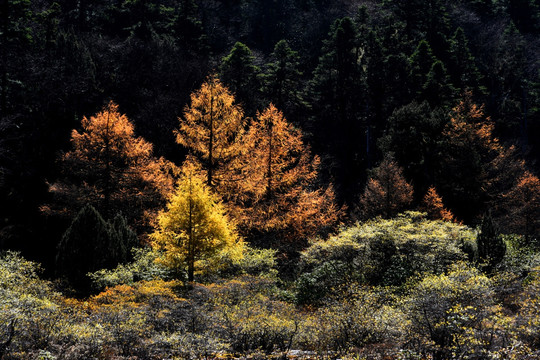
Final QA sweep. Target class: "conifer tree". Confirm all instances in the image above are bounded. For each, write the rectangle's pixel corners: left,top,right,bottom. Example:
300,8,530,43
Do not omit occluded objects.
238,104,341,250
261,39,303,117
176,75,246,190
359,154,413,219
49,101,174,231
477,211,506,271
501,172,540,245
308,16,366,202
422,186,455,222
56,204,137,291
219,42,261,114
151,164,243,282
437,92,502,222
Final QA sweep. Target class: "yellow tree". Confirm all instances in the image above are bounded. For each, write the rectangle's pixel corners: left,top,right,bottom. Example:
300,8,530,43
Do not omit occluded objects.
151,164,243,282
239,104,341,250
359,154,413,219
48,101,174,231
175,75,246,189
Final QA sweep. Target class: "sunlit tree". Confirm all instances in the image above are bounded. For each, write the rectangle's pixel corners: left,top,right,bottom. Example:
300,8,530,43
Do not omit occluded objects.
48,101,174,231
238,104,341,250
151,164,243,282
176,75,246,189
421,186,454,222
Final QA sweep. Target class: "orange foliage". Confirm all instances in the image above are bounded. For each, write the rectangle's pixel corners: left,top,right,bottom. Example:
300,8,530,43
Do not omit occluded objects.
502,172,540,241
359,155,413,219
176,75,246,189
237,104,342,249
91,280,184,307
421,186,455,222
48,101,175,231
444,91,501,156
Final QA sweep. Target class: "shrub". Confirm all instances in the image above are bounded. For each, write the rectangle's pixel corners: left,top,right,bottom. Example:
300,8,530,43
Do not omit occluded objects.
296,212,475,304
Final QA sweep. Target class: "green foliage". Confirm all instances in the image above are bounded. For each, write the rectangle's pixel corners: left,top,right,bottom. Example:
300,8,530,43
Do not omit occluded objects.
208,277,298,353
56,204,137,291
88,247,173,291
477,211,506,271
201,245,278,281
297,285,405,356
0,251,60,358
219,41,261,114
404,263,512,359
297,212,475,304
261,39,304,117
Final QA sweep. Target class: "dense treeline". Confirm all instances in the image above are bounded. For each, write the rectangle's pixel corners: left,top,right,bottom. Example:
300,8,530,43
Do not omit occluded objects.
1,0,539,267
0,1,540,358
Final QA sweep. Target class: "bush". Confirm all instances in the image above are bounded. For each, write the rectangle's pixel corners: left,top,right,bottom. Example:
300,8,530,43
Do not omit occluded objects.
296,285,405,357
296,212,475,304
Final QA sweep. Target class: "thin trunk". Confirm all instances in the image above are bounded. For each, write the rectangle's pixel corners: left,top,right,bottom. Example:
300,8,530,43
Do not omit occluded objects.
208,83,214,187
103,110,111,218
266,120,273,199
188,174,194,282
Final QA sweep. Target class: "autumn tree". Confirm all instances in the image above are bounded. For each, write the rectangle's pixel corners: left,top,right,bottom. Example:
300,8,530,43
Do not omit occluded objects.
238,104,341,251
151,165,243,282
175,76,246,190
421,186,454,222
49,101,174,231
501,172,540,245
358,155,413,219
437,92,503,222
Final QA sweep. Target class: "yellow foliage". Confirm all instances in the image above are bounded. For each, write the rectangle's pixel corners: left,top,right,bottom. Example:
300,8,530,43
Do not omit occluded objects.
151,165,244,281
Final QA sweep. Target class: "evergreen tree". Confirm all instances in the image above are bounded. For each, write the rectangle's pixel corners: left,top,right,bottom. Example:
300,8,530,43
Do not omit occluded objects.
219,42,261,115
379,101,445,198
308,17,366,202
422,60,455,108
447,27,483,94
261,40,303,118
56,204,136,291
409,40,438,100
476,211,506,271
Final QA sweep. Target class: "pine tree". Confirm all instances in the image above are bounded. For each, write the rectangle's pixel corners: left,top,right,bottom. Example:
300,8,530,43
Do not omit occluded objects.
176,75,246,190
56,204,137,291
359,154,413,219
477,211,506,271
308,16,366,202
261,39,303,117
151,165,243,282
219,42,261,115
437,92,502,222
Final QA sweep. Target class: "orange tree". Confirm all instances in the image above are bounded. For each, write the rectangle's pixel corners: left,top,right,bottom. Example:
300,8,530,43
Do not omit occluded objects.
48,101,174,232
237,104,341,252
